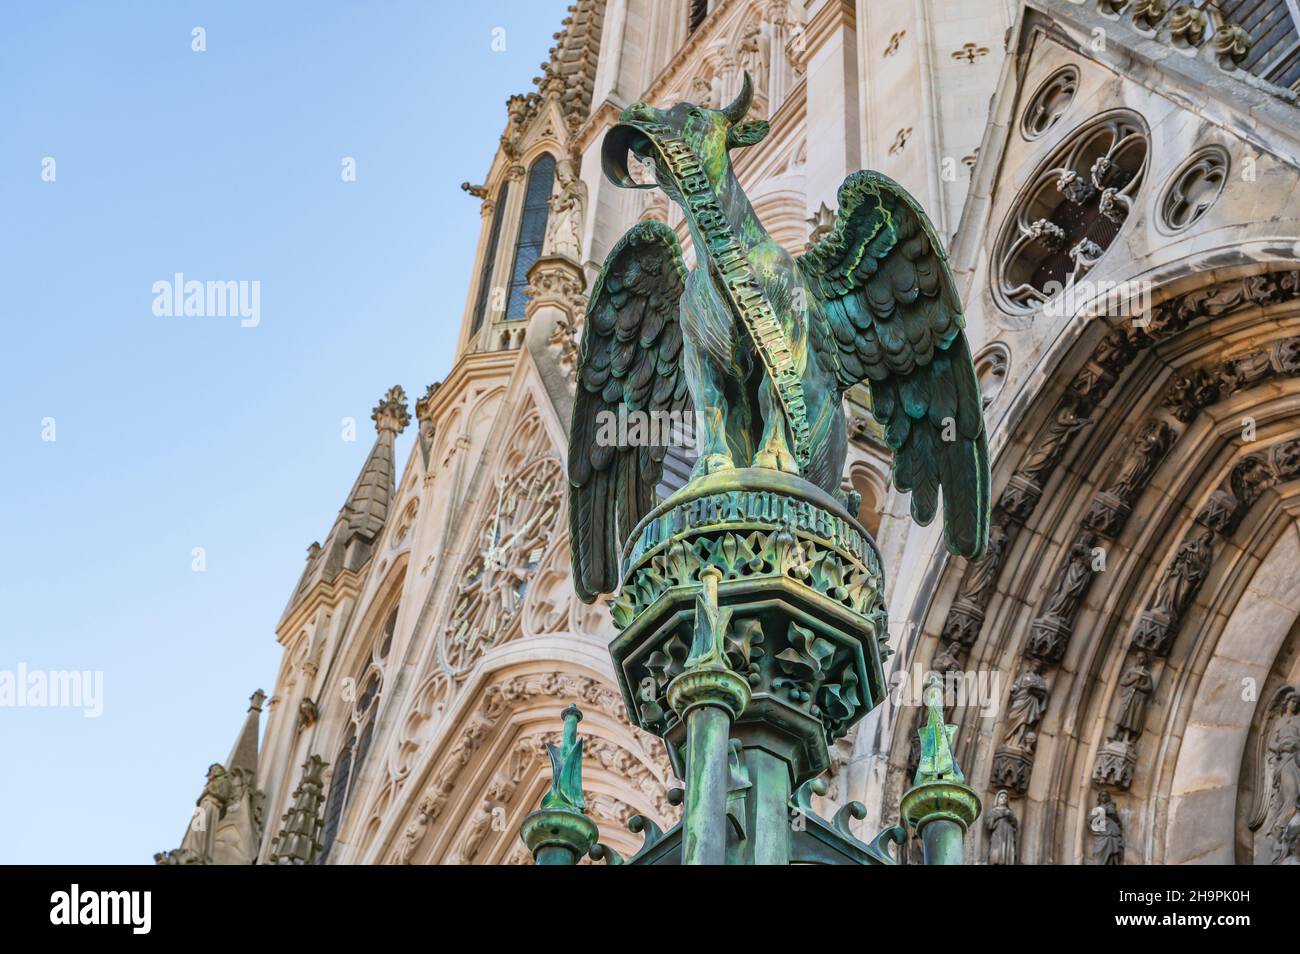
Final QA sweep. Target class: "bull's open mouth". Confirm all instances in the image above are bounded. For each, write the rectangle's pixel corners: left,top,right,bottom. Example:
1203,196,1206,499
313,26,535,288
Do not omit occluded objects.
602,120,677,190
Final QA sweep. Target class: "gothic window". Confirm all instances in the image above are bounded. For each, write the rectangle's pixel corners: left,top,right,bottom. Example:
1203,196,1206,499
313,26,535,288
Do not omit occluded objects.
1159,146,1229,232
471,183,510,332
316,605,397,862
317,727,354,862
503,154,556,321
688,0,709,34
1020,66,1078,140
993,111,1149,314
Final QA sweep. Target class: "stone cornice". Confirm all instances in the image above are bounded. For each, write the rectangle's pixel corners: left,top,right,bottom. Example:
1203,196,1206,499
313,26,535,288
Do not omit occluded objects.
276,566,364,643
802,0,854,56
427,349,519,421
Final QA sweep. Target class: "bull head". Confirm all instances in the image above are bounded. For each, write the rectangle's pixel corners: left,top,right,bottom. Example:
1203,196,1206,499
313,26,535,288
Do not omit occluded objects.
601,71,770,195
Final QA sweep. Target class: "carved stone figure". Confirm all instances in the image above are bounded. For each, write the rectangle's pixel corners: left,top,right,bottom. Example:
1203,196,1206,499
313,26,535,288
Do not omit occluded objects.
1260,693,1300,864
1042,536,1096,621
1229,456,1271,510
1113,652,1154,741
957,520,1009,605
543,158,586,261
1149,529,1214,621
1020,403,1090,483
985,790,1019,865
931,640,963,679
1110,420,1172,500
1090,790,1124,864
1004,660,1049,751
191,763,232,861
569,72,989,601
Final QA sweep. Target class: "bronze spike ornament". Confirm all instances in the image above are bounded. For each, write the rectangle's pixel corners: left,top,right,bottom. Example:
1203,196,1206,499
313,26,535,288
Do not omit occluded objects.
522,73,990,865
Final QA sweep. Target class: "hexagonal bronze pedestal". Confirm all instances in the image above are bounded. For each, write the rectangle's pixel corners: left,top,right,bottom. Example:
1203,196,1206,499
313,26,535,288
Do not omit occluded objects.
607,469,890,864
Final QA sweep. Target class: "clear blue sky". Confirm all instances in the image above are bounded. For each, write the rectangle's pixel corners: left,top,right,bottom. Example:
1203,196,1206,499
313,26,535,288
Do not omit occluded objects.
0,0,569,864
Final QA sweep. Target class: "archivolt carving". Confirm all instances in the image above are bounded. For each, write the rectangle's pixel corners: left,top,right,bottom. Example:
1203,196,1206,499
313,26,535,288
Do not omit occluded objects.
922,270,1300,824
940,270,1300,654
1248,685,1300,864
392,671,675,864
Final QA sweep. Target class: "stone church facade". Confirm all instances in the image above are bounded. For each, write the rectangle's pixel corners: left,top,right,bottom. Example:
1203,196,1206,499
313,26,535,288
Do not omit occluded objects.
162,0,1300,865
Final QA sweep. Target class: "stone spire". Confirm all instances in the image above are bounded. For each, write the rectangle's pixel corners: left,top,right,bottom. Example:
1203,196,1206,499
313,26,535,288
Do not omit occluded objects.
155,690,267,865
225,689,266,778
341,386,410,541
281,386,411,620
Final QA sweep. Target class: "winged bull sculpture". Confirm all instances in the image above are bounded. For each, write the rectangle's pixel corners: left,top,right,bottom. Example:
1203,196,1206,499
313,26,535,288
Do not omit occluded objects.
569,73,989,603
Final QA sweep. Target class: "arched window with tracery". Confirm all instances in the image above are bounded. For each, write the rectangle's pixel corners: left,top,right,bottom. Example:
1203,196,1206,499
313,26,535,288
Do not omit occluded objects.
316,605,398,862
503,154,556,321
471,183,511,333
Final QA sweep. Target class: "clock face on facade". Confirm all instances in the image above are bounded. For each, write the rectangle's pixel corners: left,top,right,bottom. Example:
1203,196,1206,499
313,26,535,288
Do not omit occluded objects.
438,453,564,675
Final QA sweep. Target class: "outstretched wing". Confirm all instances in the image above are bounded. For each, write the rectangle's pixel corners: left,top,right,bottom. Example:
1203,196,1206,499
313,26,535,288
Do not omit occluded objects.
799,171,989,559
569,221,689,603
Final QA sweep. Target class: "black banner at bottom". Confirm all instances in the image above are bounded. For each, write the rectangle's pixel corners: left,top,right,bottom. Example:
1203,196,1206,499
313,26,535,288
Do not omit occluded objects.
0,865,1274,939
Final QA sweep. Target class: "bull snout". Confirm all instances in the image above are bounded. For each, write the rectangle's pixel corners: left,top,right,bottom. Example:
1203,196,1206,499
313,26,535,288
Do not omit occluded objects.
621,101,658,123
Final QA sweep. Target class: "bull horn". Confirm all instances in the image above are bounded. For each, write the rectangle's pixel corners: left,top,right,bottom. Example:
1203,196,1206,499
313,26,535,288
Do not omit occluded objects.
720,71,753,123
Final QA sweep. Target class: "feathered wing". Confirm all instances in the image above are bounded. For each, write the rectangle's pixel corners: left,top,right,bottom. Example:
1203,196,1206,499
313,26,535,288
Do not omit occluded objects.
799,171,989,559
569,221,689,603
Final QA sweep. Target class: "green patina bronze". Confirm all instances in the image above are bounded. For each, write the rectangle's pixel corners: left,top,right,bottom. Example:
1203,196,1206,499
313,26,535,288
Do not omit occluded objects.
899,676,982,865
520,72,990,866
519,704,598,865
569,70,989,605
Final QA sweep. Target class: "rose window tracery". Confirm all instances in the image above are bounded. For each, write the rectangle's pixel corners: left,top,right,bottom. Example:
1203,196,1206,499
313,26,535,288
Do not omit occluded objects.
1159,145,1229,232
995,111,1149,313
438,453,564,675
1021,66,1079,140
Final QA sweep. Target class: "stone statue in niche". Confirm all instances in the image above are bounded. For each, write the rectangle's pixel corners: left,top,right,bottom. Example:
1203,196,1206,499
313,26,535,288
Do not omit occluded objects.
1019,403,1091,483
985,789,1019,865
1110,420,1173,501
1252,690,1300,864
1113,651,1154,742
1090,790,1124,865
543,158,586,262
1229,456,1272,510
1004,659,1049,751
1149,529,1214,621
1042,536,1096,622
931,640,963,679
957,520,1009,605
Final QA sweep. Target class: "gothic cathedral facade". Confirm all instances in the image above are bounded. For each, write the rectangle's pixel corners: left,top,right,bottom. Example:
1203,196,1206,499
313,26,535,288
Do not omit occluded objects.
162,0,1300,865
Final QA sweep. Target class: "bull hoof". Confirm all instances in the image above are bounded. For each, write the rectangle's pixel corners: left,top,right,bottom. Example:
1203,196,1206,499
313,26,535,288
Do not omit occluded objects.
753,445,799,474
696,453,736,476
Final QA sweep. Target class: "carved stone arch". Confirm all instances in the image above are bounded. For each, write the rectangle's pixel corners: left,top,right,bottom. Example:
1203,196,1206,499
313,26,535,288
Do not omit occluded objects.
1132,481,1300,863
338,553,409,689
500,405,549,476
467,384,507,429
747,179,809,253
432,405,462,468
356,649,678,865
877,259,1300,862
846,460,888,539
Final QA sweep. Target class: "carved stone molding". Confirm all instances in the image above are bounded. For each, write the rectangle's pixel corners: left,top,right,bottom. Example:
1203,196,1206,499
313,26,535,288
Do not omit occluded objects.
394,670,672,864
